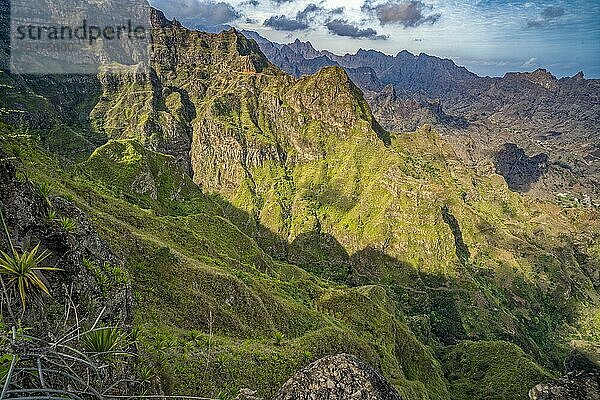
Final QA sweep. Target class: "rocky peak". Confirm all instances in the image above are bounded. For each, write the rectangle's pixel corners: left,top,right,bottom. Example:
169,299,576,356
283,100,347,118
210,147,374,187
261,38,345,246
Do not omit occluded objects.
380,84,397,101
275,354,403,400
150,8,174,29
506,68,559,91
286,38,321,60
284,66,378,132
528,68,559,89
150,15,273,76
396,49,415,60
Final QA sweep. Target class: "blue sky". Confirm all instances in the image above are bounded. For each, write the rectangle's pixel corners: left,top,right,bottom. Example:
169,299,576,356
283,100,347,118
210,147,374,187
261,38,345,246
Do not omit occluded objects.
149,0,600,78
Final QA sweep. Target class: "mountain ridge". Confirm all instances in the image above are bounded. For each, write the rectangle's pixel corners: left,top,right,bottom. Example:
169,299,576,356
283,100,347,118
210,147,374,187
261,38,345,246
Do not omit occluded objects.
242,31,600,203
0,6,598,400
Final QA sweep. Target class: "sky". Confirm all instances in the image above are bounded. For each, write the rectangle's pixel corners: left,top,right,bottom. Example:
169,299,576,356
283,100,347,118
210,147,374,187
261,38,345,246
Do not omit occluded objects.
149,0,600,78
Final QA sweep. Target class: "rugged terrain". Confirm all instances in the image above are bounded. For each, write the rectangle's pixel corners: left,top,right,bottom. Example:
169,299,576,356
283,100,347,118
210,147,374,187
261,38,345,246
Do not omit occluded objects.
243,32,600,203
0,5,598,400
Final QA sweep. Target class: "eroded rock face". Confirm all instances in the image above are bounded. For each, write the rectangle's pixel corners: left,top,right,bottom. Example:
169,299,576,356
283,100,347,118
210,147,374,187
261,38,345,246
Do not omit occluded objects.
0,149,131,332
529,371,600,400
245,32,600,202
275,354,403,400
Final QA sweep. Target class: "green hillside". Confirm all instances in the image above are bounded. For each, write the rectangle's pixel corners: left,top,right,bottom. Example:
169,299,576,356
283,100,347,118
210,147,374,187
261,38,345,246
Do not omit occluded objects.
0,10,598,400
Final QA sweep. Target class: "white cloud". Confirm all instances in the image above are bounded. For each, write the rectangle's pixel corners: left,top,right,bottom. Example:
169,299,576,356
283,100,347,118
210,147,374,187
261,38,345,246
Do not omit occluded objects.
522,57,538,68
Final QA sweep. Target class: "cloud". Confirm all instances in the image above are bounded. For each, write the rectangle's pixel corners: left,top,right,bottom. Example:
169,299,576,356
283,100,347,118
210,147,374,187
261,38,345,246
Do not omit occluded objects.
152,0,241,26
522,57,538,68
264,15,310,31
297,4,324,22
542,6,565,19
527,6,565,28
263,3,343,32
363,1,441,28
326,19,388,40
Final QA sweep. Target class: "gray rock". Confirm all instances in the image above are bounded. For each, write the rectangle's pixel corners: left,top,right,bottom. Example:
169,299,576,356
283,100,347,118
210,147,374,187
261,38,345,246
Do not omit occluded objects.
275,354,403,400
529,371,600,400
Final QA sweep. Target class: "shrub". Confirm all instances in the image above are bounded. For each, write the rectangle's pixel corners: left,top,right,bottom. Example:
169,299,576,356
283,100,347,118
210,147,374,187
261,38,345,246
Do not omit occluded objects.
35,181,53,205
47,209,56,221
273,331,285,346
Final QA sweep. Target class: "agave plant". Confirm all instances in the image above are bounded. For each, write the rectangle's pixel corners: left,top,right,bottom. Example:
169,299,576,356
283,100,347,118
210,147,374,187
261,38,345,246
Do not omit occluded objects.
0,209,60,311
81,327,122,354
35,181,53,205
273,331,285,346
47,209,56,221
0,243,59,310
59,217,76,233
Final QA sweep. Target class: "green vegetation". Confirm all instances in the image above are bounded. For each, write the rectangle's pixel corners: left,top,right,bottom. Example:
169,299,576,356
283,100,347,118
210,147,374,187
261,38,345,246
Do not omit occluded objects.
441,341,553,400
58,216,76,232
35,180,53,205
0,25,598,400
0,210,60,310
81,327,123,354
273,331,285,346
0,243,57,310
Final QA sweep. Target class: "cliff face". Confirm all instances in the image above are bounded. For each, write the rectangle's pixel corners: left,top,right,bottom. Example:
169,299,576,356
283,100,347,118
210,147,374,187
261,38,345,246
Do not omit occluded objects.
91,11,385,196
245,33,600,203
0,147,131,334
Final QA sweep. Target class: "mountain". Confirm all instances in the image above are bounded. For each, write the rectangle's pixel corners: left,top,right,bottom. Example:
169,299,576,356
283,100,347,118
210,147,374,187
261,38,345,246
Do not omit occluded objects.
243,32,600,203
0,6,599,400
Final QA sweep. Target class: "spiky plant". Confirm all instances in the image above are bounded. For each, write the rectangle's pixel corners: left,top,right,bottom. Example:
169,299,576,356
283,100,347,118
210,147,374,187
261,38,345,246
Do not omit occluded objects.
81,327,122,354
35,181,53,205
59,217,76,233
0,244,59,310
273,331,285,346
0,209,59,310
47,209,56,221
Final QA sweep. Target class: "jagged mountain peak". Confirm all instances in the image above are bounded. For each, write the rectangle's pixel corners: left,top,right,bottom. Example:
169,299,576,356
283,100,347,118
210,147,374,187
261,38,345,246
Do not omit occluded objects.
285,38,322,60
505,68,559,90
150,16,276,76
396,49,415,58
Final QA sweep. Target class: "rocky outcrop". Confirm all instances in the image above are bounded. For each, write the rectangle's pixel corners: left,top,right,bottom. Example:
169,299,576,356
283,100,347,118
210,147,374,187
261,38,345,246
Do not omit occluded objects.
0,148,131,331
275,354,403,400
529,371,600,400
492,143,549,192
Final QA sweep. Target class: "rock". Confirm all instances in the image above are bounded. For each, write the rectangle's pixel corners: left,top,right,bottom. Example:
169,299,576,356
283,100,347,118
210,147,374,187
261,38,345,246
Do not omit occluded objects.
0,148,131,332
529,371,600,400
274,354,403,400
236,388,263,400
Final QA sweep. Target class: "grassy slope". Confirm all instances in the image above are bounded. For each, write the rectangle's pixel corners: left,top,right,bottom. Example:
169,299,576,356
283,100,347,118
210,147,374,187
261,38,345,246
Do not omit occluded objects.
233,115,599,368
3,119,597,399
0,126,451,399
1,26,598,400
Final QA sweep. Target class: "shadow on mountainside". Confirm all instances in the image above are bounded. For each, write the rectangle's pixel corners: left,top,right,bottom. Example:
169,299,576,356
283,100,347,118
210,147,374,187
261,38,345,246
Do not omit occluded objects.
493,143,549,193
210,191,588,372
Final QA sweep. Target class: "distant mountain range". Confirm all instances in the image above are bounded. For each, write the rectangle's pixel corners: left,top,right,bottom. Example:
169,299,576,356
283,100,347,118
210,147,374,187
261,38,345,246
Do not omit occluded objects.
243,31,600,203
